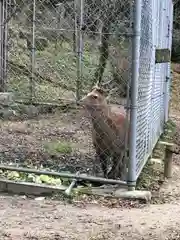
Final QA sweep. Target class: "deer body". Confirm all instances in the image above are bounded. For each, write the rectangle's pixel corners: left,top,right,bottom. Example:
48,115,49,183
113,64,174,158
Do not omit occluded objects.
80,86,129,179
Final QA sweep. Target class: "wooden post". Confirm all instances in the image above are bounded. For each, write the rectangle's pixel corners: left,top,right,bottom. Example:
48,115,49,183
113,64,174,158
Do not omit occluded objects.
164,147,173,179
158,141,179,179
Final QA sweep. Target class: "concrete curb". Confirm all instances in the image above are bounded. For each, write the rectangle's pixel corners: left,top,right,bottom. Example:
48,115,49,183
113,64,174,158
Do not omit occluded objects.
0,179,151,202
0,179,66,196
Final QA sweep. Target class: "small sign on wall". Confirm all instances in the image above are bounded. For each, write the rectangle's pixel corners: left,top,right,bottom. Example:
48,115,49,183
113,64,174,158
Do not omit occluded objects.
155,48,171,63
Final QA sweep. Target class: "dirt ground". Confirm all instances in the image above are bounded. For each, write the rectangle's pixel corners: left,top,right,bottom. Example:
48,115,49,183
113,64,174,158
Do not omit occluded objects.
0,170,180,240
1,90,180,239
0,110,180,239
0,108,97,174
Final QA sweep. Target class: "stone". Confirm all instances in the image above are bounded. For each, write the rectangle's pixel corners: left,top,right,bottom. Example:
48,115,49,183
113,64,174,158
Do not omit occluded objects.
0,92,14,106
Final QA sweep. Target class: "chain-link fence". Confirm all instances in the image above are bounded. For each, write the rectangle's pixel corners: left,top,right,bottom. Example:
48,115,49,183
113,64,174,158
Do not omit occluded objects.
3,0,132,104
133,0,173,183
136,1,173,181
0,0,173,189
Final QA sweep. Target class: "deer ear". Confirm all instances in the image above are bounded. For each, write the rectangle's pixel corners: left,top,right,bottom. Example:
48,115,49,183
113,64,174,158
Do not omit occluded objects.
92,84,99,90
92,85,106,95
96,87,105,95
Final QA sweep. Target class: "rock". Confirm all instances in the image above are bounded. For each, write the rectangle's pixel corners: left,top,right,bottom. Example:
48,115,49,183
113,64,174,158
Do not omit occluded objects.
0,92,14,106
35,197,45,201
21,195,27,200
0,109,16,120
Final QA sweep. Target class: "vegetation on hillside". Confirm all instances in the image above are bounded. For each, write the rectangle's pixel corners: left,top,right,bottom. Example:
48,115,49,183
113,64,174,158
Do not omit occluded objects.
6,0,131,104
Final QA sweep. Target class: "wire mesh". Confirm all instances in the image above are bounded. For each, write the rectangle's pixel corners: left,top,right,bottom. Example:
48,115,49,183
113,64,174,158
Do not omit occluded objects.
5,0,132,105
135,0,173,179
135,0,153,177
0,0,133,183
0,0,173,185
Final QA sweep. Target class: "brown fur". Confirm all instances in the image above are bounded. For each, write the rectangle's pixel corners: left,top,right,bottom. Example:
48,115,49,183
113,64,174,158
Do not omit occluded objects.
80,86,129,179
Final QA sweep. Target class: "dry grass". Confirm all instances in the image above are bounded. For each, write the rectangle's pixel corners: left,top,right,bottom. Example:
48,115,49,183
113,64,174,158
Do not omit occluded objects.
170,63,180,112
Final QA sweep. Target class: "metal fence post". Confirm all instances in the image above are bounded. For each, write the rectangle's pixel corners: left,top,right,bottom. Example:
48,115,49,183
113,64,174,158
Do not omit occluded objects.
3,0,8,92
30,0,36,102
0,0,6,92
76,0,84,102
164,1,173,122
127,0,142,190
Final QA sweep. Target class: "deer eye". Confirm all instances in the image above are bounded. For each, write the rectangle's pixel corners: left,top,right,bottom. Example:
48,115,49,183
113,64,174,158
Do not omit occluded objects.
92,95,98,99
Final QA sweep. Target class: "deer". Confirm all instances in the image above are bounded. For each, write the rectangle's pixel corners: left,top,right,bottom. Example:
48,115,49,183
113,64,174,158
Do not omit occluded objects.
79,85,129,180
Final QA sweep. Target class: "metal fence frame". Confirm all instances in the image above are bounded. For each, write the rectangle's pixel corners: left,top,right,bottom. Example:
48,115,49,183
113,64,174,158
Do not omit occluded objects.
128,0,173,187
0,0,8,91
0,0,174,189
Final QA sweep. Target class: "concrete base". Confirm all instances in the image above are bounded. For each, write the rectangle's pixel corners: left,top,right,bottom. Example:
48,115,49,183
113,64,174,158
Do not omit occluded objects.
0,179,66,196
82,185,151,202
0,179,151,202
114,189,151,202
